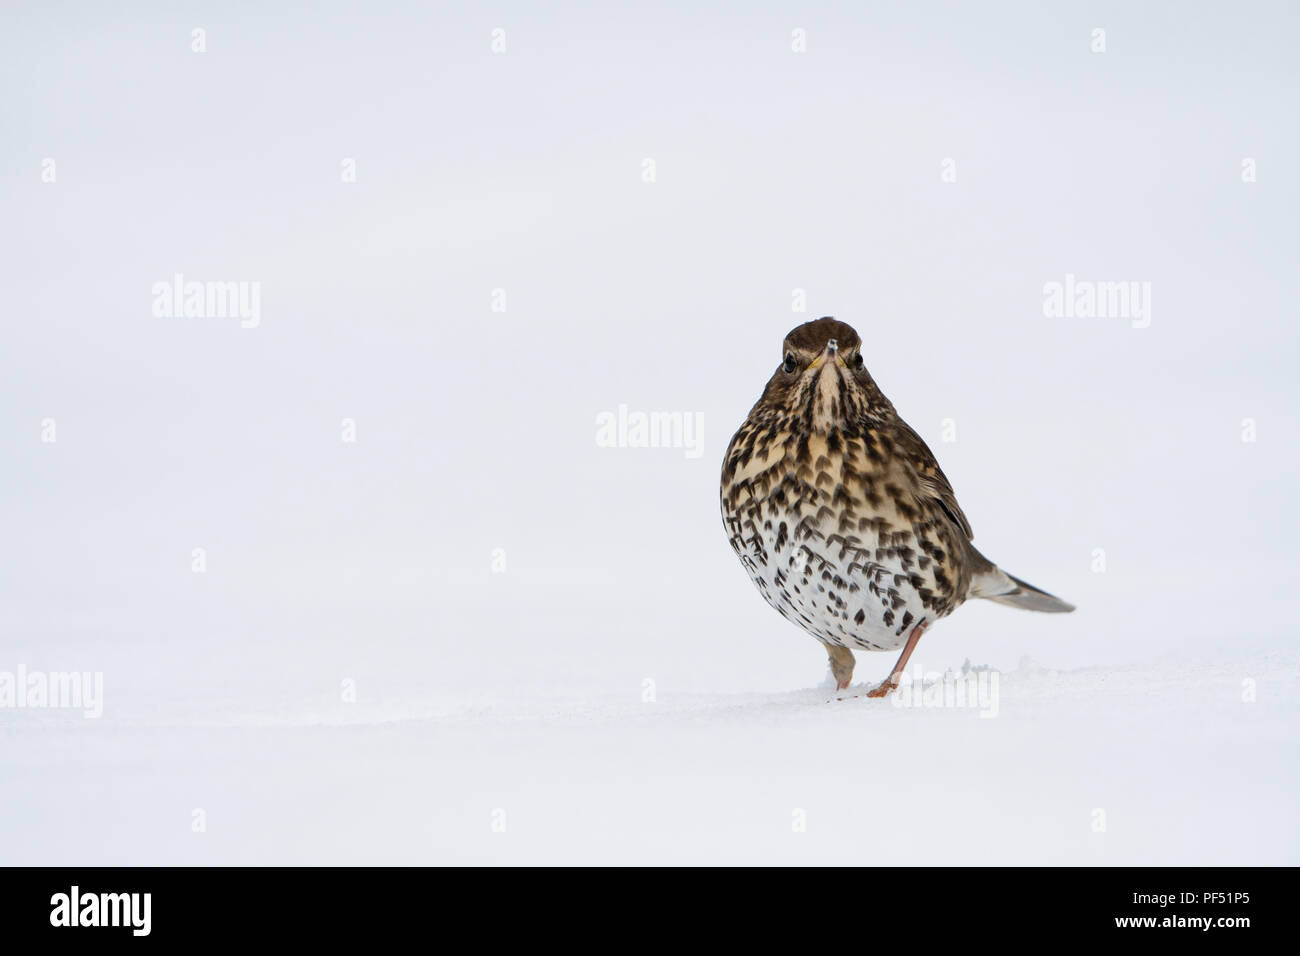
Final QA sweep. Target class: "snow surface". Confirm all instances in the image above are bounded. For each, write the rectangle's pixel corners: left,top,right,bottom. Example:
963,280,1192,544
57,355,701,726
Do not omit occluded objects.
2,625,1295,865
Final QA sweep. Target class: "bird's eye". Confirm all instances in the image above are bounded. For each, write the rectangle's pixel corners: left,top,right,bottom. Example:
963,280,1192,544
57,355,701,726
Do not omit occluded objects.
853,353,864,369
783,352,797,374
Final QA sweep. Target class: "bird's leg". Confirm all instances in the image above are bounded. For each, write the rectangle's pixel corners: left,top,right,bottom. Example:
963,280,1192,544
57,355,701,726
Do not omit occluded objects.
825,644,856,691
865,619,929,698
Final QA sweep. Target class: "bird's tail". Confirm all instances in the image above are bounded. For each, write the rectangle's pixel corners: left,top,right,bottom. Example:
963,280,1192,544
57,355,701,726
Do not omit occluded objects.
970,566,1075,613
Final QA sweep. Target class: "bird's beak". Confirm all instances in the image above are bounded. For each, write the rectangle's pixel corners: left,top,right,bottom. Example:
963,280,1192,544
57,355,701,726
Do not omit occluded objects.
808,339,846,370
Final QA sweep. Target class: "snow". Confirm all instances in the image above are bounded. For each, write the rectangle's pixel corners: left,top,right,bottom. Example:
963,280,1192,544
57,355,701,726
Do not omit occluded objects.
2,619,1295,865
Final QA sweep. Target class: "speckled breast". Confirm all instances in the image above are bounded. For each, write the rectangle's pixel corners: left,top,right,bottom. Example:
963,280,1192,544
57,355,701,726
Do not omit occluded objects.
721,427,957,652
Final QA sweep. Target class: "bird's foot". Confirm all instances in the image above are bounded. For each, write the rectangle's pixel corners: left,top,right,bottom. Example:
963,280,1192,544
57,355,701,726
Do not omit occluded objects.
832,677,896,701
863,677,900,699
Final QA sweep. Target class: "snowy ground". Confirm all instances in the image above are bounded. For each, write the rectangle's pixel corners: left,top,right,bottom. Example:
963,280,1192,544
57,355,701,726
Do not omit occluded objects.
2,628,1295,866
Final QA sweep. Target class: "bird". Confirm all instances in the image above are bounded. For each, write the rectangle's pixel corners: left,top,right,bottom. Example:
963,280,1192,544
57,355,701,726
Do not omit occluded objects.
720,316,1074,697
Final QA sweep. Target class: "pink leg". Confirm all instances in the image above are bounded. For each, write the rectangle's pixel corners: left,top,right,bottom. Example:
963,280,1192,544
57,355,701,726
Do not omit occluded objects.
864,619,929,698
826,644,856,690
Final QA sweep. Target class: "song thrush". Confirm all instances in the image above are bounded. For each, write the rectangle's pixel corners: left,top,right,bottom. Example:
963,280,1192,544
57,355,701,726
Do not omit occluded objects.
720,317,1074,697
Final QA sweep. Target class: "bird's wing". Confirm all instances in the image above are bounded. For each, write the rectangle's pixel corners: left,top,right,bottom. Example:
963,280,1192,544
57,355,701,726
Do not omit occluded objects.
890,419,974,540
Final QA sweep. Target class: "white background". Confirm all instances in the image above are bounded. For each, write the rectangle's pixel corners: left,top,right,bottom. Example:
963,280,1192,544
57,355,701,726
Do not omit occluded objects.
2,1,1297,864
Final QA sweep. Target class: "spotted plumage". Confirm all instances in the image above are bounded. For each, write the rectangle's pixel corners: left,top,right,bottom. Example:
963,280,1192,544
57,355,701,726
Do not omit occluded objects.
720,317,1074,696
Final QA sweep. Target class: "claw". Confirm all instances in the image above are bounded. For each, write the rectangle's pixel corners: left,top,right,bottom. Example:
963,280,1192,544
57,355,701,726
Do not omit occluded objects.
864,679,898,699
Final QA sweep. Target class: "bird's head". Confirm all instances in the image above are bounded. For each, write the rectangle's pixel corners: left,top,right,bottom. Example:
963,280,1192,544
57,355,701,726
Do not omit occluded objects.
755,317,893,432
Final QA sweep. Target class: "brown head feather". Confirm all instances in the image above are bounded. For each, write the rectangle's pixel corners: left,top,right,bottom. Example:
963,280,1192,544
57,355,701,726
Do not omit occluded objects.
740,316,974,539
752,317,893,424
783,316,861,355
